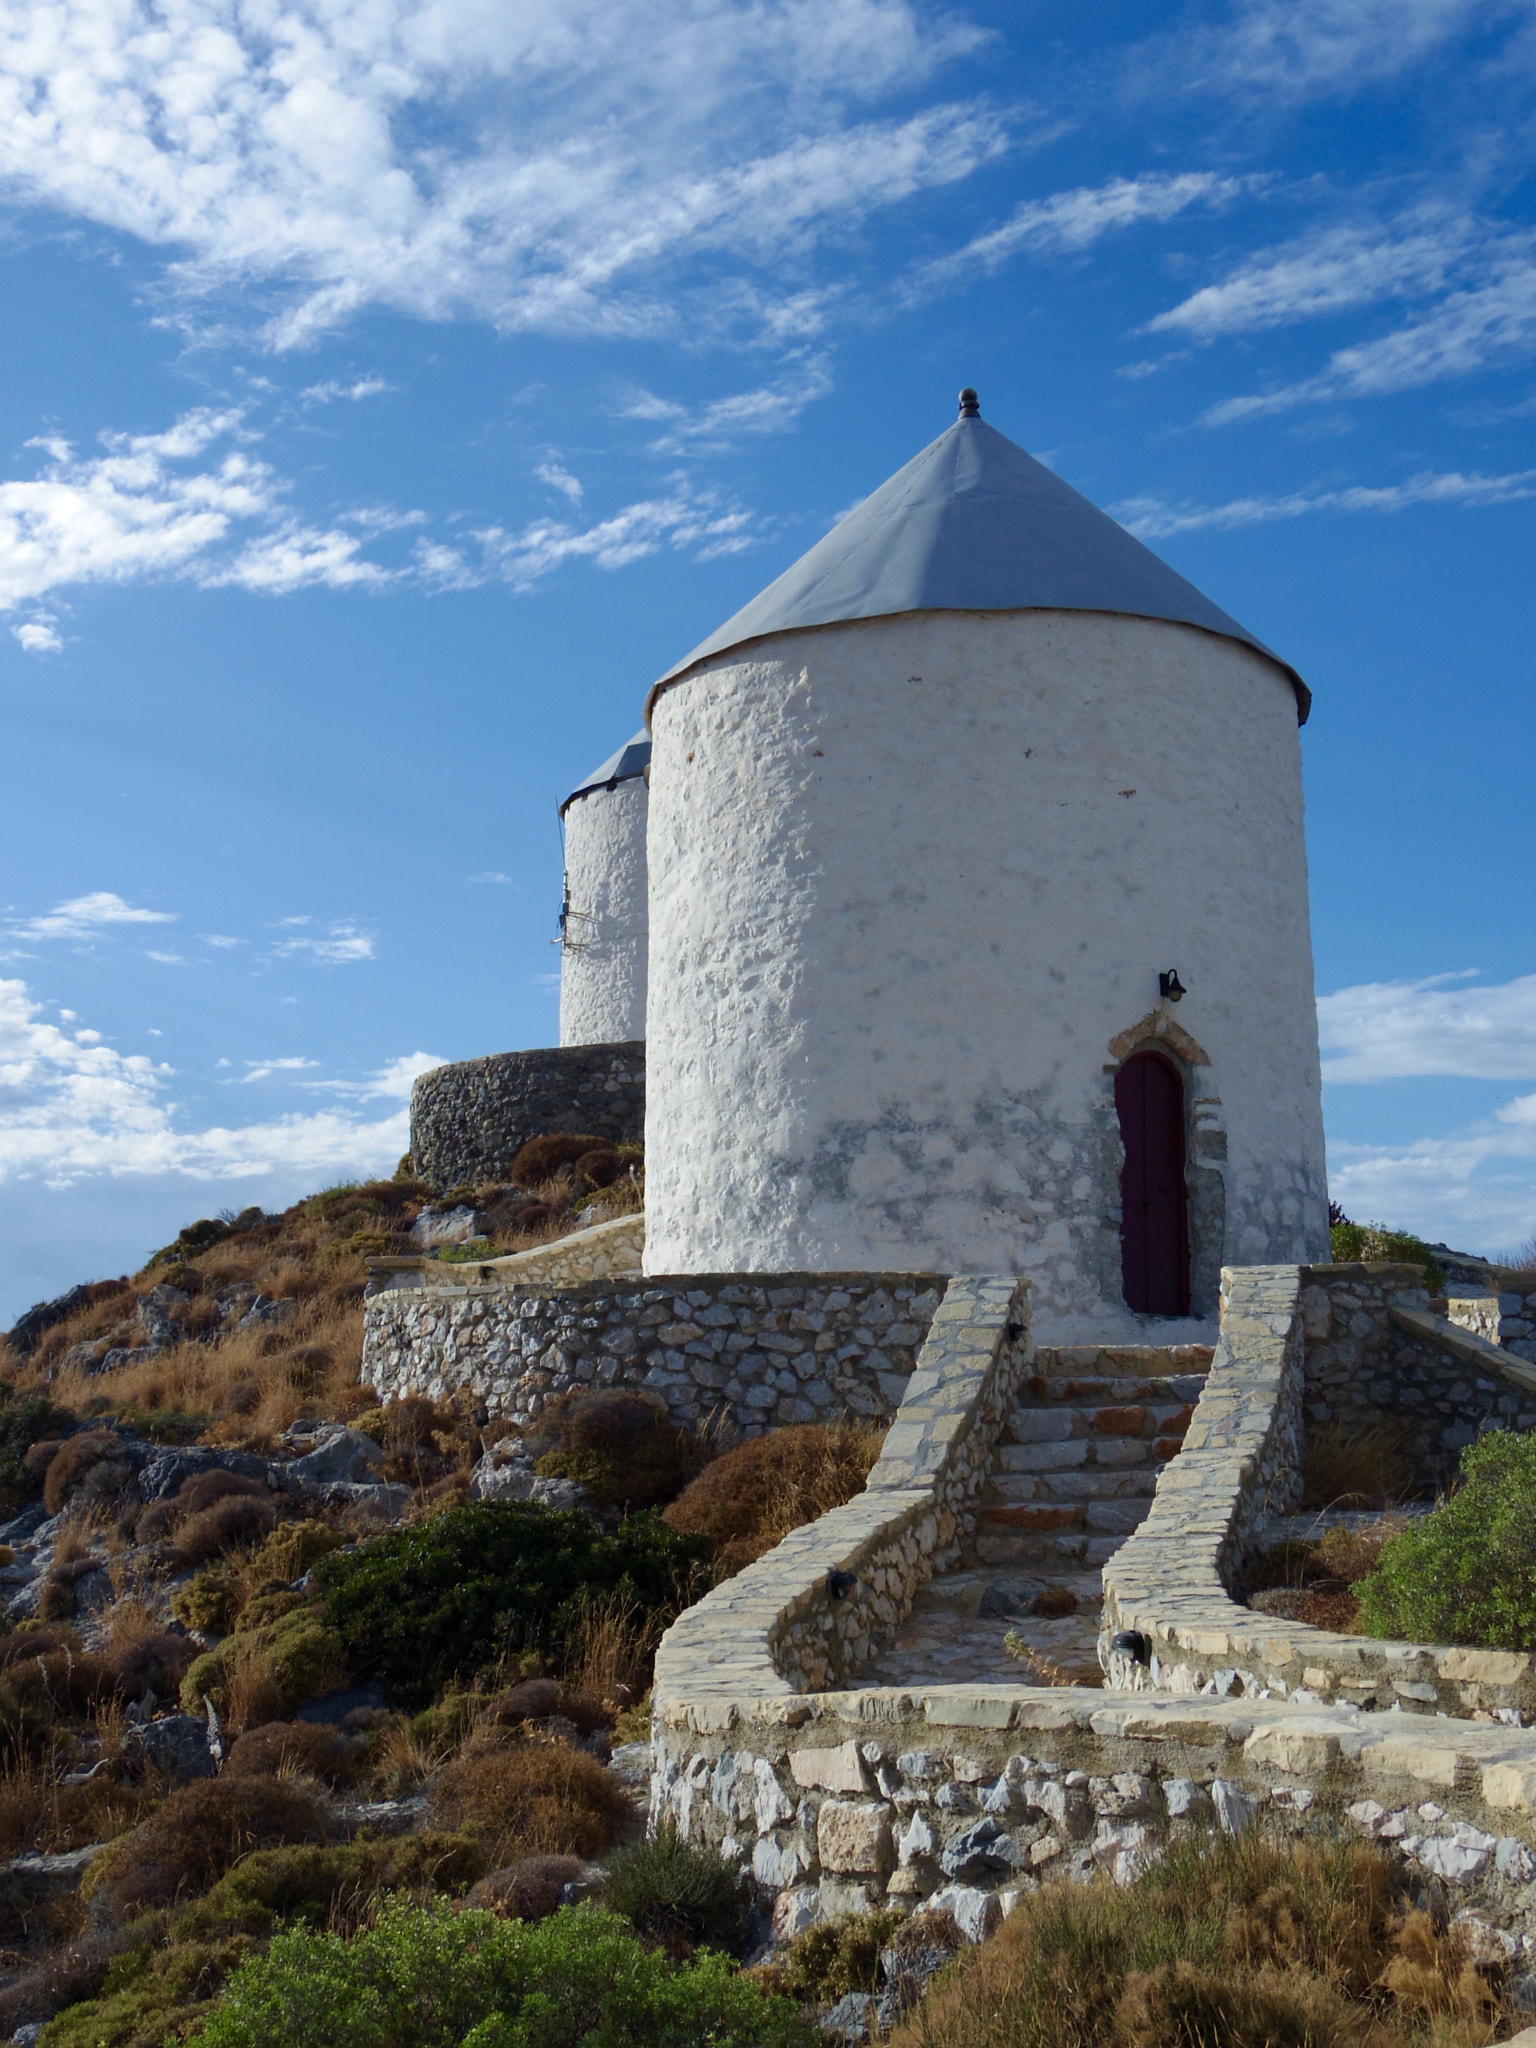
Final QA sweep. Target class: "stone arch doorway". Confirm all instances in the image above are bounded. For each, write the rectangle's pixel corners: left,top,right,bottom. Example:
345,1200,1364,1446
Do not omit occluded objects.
1115,1047,1191,1317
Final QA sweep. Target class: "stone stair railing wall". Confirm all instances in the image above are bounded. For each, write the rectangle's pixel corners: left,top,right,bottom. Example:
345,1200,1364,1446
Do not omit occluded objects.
1099,1262,1536,1719
650,1268,1536,1947
362,1266,944,1436
408,1042,644,1192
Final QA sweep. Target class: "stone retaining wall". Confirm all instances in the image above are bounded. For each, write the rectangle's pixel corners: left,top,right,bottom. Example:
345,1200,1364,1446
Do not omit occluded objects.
1305,1262,1536,1486
1497,1272,1536,1364
409,1042,644,1191
649,1268,1536,1946
361,1267,945,1436
1099,1264,1536,1718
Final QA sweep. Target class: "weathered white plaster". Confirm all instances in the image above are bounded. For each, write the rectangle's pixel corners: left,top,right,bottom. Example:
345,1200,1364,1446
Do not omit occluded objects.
559,775,648,1046
644,610,1327,1333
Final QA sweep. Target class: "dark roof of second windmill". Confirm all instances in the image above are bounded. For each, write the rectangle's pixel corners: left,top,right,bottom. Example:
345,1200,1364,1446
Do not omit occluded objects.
558,731,652,816
647,409,1308,723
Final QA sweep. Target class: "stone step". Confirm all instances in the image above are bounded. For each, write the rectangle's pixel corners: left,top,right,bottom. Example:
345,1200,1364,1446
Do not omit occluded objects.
973,1526,1132,1569
1032,1344,1213,1378
981,1496,1153,1538
1002,1401,1194,1445
996,1437,1168,1473
986,1466,1159,1505
1021,1372,1208,1406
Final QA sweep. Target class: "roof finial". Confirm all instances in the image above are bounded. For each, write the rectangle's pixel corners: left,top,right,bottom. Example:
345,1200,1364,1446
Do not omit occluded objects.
958,387,980,418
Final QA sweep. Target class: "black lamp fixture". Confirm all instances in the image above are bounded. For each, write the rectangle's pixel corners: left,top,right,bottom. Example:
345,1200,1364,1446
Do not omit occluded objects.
1159,969,1187,1003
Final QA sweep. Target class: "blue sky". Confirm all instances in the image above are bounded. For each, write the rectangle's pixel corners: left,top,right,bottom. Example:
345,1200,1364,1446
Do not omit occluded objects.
2,0,1536,1321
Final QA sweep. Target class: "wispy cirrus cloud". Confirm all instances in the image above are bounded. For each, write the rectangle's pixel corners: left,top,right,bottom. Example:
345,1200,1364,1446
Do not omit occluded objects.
1148,0,1522,100
422,489,760,594
300,377,392,405
0,0,998,350
1114,463,1536,537
620,358,834,451
271,919,376,965
919,171,1254,286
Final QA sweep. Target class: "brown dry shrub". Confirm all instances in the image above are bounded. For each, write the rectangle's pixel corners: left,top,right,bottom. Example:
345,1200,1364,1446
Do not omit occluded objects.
1302,1420,1420,1511
662,1421,885,1572
524,1388,702,1512
429,1732,632,1865
0,1623,81,1671
171,1492,278,1567
103,1630,196,1704
0,1746,156,1860
42,1433,133,1516
508,1133,608,1184
179,1469,268,1517
467,1854,586,1921
83,1773,339,1919
1032,1586,1080,1619
572,1148,624,1190
222,1720,357,1788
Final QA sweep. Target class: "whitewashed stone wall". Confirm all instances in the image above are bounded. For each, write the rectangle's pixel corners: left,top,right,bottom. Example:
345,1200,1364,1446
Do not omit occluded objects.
644,610,1327,1340
560,775,648,1047
362,1267,944,1435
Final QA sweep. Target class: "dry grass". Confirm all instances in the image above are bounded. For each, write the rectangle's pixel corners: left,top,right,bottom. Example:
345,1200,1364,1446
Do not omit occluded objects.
1302,1421,1421,1512
428,1730,633,1865
1248,1518,1408,1634
890,1832,1511,2048
661,1421,886,1572
559,1590,658,1712
222,1720,358,1788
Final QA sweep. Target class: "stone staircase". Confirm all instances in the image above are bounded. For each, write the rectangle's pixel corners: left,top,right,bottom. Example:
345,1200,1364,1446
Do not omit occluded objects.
860,1343,1212,1691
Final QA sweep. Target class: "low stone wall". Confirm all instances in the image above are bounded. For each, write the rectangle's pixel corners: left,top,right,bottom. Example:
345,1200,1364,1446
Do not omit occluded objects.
650,1269,1536,1943
1099,1264,1536,1718
1496,1272,1536,1364
361,1268,945,1436
1304,1262,1536,1485
409,1042,644,1191
368,1213,645,1302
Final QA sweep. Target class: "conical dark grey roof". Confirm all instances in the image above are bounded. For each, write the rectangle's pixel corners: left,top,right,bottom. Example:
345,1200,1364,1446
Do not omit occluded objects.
559,730,652,816
648,404,1308,722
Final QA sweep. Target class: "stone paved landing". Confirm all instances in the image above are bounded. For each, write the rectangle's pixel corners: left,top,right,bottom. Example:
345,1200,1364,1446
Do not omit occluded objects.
860,1344,1212,1693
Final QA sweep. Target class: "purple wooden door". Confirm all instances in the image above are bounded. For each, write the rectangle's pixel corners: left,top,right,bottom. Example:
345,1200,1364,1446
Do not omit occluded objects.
1115,1049,1190,1317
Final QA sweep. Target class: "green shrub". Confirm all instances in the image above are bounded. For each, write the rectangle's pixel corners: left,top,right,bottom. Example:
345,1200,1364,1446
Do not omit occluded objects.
172,1835,486,1941
180,1603,347,1720
191,1896,814,2048
116,1408,209,1445
776,1909,904,2000
1354,1429,1536,1647
313,1501,711,1707
0,1387,76,1515
1328,1220,1445,1295
39,1936,255,2048
172,1562,242,1635
600,1821,747,1956
437,1238,499,1265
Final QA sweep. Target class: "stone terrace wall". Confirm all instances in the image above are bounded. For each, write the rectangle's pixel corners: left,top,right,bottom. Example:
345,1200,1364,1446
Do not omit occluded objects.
409,1041,644,1191
1100,1264,1536,1719
1305,1262,1536,1486
362,1270,944,1436
1497,1272,1536,1364
649,1270,1536,1946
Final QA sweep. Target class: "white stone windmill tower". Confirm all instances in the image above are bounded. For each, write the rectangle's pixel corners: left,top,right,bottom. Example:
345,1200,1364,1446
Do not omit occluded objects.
557,730,651,1049
640,390,1327,1339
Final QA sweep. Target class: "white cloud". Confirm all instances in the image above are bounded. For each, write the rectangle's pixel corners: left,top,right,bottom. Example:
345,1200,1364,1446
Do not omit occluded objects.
0,406,394,613
300,376,392,405
464,488,758,590
922,172,1252,285
0,0,997,349
239,1056,321,1083
201,934,244,948
1202,247,1536,423
1150,211,1479,340
535,462,583,505
144,950,186,966
1317,970,1536,1082
1168,0,1516,98
7,891,176,944
622,358,834,450
467,871,514,886
0,975,435,1188
1328,1098,1536,1254
271,921,376,965
308,1052,446,1101
12,617,61,653
1114,464,1536,537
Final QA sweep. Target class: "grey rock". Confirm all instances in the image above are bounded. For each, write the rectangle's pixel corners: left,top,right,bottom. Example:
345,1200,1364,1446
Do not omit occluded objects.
138,1445,269,1501
939,1817,1013,1880
410,1206,480,1249
821,1992,880,2042
125,1714,217,1782
286,1428,385,1487
307,1480,411,1521
238,1295,299,1333
4,1843,108,1895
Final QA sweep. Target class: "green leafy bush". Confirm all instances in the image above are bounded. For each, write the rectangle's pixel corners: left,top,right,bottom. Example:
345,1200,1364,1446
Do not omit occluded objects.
172,1835,486,1941
1354,1429,1536,1647
776,1909,904,2000
191,1896,814,2048
600,1821,748,1956
180,1602,348,1720
313,1501,710,1707
1328,1220,1445,1295
39,1935,255,2048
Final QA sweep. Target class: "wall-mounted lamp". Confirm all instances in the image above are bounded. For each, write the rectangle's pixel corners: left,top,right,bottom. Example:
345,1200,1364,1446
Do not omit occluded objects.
1159,970,1187,1003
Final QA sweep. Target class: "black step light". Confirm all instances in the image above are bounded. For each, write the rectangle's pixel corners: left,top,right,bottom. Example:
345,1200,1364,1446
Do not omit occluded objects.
1159,969,1186,1003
